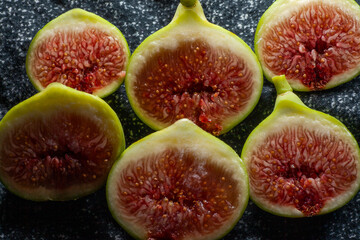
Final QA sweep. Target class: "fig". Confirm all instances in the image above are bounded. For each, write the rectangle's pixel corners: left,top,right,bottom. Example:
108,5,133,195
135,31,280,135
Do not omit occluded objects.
255,0,360,91
241,75,360,217
107,119,249,240
125,0,263,135
26,8,130,97
0,83,125,201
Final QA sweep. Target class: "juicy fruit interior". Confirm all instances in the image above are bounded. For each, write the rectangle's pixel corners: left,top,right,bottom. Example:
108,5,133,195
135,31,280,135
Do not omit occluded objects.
249,125,358,216
260,2,360,90
0,109,116,195
133,39,254,135
116,148,240,239
30,27,126,94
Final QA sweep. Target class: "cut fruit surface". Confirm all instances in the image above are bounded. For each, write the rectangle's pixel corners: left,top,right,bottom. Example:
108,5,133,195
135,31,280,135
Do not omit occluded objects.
126,0,262,135
107,119,249,240
255,0,360,91
0,83,125,201
241,75,360,217
26,8,130,97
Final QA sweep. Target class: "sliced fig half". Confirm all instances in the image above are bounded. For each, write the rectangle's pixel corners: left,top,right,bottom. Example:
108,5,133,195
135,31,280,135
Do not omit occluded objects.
0,83,125,201
107,119,249,240
26,8,130,97
255,0,360,91
126,0,263,135
241,75,360,217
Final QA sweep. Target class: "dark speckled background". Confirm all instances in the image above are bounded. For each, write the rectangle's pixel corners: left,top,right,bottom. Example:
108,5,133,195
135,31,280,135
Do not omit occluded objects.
1,0,360,239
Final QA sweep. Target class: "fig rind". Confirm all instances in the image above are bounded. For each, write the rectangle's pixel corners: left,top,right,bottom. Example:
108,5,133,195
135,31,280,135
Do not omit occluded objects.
0,83,125,201
26,8,130,98
106,119,249,240
241,75,360,217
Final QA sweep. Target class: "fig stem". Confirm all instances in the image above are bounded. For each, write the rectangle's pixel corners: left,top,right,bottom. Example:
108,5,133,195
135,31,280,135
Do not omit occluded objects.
180,0,197,8
272,75,293,95
273,75,306,109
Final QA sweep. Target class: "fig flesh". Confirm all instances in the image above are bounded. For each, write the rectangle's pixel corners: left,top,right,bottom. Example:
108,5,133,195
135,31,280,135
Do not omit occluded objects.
241,75,360,217
255,0,360,91
26,8,130,97
0,83,125,201
126,0,263,135
106,119,249,240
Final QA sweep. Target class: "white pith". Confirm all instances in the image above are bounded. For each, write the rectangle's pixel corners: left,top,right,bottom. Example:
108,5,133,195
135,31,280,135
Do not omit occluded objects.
107,119,249,240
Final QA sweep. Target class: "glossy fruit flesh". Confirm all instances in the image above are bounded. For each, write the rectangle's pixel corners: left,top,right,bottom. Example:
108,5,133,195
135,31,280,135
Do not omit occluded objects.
134,39,254,135
107,119,248,240
26,9,129,97
2,111,114,188
249,124,358,216
257,1,360,90
117,148,240,239
31,28,126,94
126,1,262,136
242,76,360,217
0,84,125,201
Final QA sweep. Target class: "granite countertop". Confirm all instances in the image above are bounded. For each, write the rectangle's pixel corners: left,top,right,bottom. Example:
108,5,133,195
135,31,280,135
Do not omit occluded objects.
0,0,360,239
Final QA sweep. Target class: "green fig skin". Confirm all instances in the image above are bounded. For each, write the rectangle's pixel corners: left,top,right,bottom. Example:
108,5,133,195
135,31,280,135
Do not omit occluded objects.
125,0,263,135
26,8,130,98
107,119,249,240
0,83,125,201
241,75,360,217
180,0,197,7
